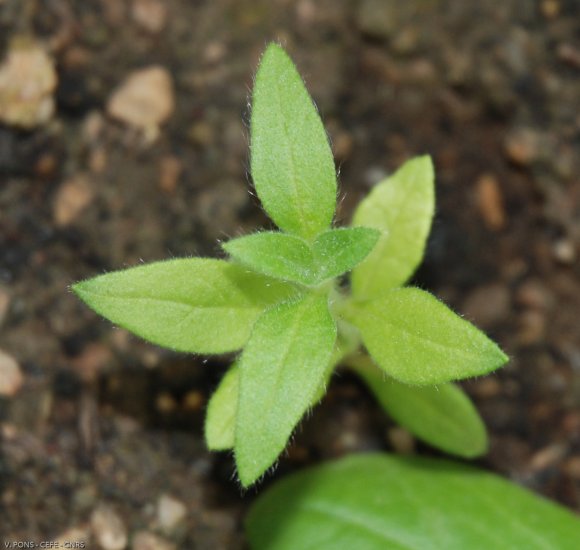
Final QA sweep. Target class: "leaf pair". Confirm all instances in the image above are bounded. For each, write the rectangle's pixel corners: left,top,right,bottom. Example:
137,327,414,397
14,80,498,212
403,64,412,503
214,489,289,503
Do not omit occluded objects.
223,228,379,286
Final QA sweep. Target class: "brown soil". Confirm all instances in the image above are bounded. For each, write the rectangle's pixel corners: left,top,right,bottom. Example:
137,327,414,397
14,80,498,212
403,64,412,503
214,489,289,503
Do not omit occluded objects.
1,0,579,548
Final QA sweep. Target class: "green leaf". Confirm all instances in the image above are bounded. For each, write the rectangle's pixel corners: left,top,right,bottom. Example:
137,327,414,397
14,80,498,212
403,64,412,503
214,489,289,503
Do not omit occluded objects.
206,345,341,452
223,231,316,285
235,293,336,486
73,259,297,354
205,362,239,451
351,156,434,299
247,453,580,550
347,287,508,385
313,227,380,281
251,43,337,240
348,357,487,458
223,227,379,286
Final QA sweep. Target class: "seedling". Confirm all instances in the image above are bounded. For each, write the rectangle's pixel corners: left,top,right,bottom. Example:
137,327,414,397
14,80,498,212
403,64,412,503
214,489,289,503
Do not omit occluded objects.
73,44,508,487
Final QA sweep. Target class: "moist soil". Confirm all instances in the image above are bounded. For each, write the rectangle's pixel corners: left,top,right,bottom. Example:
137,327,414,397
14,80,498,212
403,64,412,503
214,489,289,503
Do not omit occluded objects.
1,1,579,548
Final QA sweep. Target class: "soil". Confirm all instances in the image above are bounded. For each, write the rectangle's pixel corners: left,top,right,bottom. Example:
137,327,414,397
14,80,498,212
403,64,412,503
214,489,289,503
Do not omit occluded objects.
1,0,579,548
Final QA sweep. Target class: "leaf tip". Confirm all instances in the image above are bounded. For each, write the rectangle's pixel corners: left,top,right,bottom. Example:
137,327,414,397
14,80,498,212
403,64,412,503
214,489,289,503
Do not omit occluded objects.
71,279,90,301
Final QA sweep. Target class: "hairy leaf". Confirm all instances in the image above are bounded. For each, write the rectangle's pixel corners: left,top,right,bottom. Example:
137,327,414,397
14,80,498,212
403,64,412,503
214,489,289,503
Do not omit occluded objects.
251,43,336,240
73,259,297,354
313,227,380,281
247,454,580,550
351,156,434,299
348,287,508,385
205,362,239,450
348,357,487,457
235,293,336,486
223,232,316,285
224,227,379,286
205,343,344,452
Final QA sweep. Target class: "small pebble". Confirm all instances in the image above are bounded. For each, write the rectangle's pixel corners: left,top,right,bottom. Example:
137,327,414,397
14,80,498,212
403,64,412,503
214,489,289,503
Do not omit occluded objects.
157,494,187,531
0,38,57,128
517,310,546,345
155,392,177,414
132,0,168,33
541,0,560,19
504,127,541,166
0,349,23,396
331,130,354,161
387,427,415,455
528,444,567,472
515,280,552,310
476,174,506,230
53,175,95,227
89,148,108,174
552,239,576,265
557,43,580,69
356,0,404,40
563,457,580,479
471,377,502,399
182,390,204,411
188,121,215,147
91,503,128,550
462,284,510,328
72,343,112,383
132,531,176,550
107,66,174,140
159,156,182,193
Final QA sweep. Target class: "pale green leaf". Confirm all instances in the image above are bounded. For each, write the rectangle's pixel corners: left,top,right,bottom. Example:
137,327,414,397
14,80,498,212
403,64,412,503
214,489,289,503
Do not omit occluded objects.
313,227,380,281
348,356,487,458
223,231,316,285
205,362,239,450
235,293,337,486
351,156,434,299
223,228,379,286
251,43,337,240
348,287,508,385
73,259,297,354
247,454,580,550
205,344,341,452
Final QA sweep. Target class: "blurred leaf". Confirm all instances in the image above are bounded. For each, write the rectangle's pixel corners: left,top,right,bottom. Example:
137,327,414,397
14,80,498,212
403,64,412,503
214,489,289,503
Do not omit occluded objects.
247,453,580,550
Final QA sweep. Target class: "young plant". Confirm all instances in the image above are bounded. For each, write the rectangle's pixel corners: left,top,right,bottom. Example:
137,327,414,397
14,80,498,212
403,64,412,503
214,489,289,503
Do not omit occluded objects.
73,44,508,488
